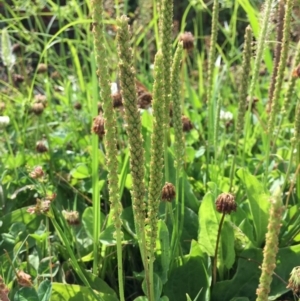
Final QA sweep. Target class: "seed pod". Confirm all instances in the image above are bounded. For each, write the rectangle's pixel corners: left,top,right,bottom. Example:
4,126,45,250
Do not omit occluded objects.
215,193,237,214
179,32,194,51
182,115,193,132
36,141,48,153
92,115,105,138
161,182,176,202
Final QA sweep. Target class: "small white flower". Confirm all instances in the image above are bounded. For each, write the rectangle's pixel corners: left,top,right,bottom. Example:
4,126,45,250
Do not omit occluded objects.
0,116,10,128
111,82,118,94
220,110,233,121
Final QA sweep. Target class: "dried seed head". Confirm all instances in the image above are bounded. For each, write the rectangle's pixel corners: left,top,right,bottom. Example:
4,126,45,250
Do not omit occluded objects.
292,64,300,78
136,80,148,96
182,115,193,132
50,71,60,79
16,270,32,287
112,92,123,108
34,94,47,105
287,266,300,294
74,102,82,110
161,182,176,202
29,166,44,179
179,32,194,51
215,193,237,214
138,92,152,109
12,43,22,54
13,74,24,84
27,198,51,215
62,210,80,225
37,63,48,74
31,102,45,115
92,115,105,138
36,140,48,153
0,275,9,301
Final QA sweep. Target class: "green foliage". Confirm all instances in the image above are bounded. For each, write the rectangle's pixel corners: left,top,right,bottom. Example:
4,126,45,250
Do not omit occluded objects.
1,0,300,300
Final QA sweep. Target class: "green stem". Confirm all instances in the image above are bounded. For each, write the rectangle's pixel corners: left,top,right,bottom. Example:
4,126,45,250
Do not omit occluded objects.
213,212,225,285
91,52,101,275
50,213,103,301
297,143,300,202
244,0,274,164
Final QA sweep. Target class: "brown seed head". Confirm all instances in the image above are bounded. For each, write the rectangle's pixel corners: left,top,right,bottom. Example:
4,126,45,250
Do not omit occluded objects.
112,92,123,108
27,198,51,215
31,102,45,115
138,92,152,109
16,270,32,287
62,210,80,225
292,64,300,78
37,63,48,74
29,166,44,179
92,115,105,138
215,193,237,214
13,74,24,84
0,275,9,301
12,43,22,54
287,266,300,294
162,182,176,202
50,71,60,79
74,102,82,110
182,115,193,132
36,141,48,153
179,32,194,51
34,94,47,106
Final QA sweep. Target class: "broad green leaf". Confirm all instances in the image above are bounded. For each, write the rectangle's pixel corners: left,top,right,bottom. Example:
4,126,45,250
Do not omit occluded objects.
38,257,59,277
99,224,116,245
82,207,105,239
180,206,199,254
14,287,39,301
237,169,270,247
218,221,235,280
0,208,43,233
212,244,300,301
70,164,90,179
38,280,52,301
50,283,118,301
155,220,170,284
134,297,148,301
186,146,196,163
198,192,219,256
84,272,118,296
211,248,262,301
164,241,210,301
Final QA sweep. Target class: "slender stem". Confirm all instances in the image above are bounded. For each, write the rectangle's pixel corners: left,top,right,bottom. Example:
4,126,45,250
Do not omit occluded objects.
213,212,225,285
297,143,300,203
91,52,100,275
